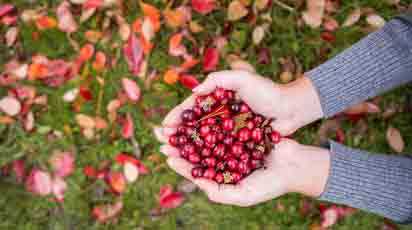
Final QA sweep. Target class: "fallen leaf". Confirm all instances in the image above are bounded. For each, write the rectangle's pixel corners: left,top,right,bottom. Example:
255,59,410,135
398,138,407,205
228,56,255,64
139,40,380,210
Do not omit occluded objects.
227,1,248,21
386,126,404,153
320,205,339,228
12,159,25,183
168,33,186,57
123,34,144,75
121,113,134,139
0,4,14,18
122,78,141,102
92,201,123,223
164,68,180,84
5,27,18,47
123,162,139,183
63,88,79,102
85,30,102,43
92,51,106,72
158,184,185,209
192,0,215,15
25,168,52,196
180,74,199,89
24,111,35,131
52,176,67,201
0,96,21,116
344,102,380,115
106,171,126,194
35,16,58,30
49,151,75,178
163,8,185,28
79,44,95,62
203,47,219,72
252,25,265,45
57,1,78,33
366,14,386,29
342,8,361,27
76,113,96,129
115,153,149,174
302,0,325,28
140,1,161,32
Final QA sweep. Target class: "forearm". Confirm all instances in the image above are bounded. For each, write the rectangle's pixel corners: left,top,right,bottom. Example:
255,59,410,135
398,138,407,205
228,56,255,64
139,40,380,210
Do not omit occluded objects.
306,19,412,117
318,142,412,223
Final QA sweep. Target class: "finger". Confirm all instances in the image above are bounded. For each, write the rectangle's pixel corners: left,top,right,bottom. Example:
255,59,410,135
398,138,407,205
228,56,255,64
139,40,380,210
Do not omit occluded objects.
166,157,194,180
162,95,196,127
270,119,296,137
192,70,251,95
160,145,180,157
153,126,169,143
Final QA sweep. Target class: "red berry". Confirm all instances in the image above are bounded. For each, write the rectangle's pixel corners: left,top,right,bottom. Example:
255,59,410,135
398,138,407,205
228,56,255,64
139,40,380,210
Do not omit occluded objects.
214,173,224,184
245,141,255,150
231,142,244,157
226,91,235,100
251,150,264,160
238,161,251,175
237,127,251,142
195,96,205,105
227,158,239,171
177,136,188,145
185,127,196,136
193,106,203,116
202,157,217,168
230,103,241,113
185,121,197,127
177,126,186,134
239,153,250,162
246,120,255,130
204,141,216,149
223,136,234,146
222,118,235,131
201,148,212,157
216,161,225,171
206,117,216,125
251,128,263,142
205,133,217,144
219,108,231,118
203,168,216,180
182,143,196,154
231,172,242,183
213,144,226,158
213,88,227,101
188,153,201,163
253,115,264,126
191,167,204,178
200,125,211,137
181,109,197,122
217,132,225,141
250,159,262,169
194,138,204,147
240,103,250,113
270,131,281,144
169,135,178,147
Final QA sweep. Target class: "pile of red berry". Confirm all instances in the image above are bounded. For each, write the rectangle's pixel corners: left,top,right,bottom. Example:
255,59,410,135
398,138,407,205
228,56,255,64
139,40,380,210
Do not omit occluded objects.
169,88,281,184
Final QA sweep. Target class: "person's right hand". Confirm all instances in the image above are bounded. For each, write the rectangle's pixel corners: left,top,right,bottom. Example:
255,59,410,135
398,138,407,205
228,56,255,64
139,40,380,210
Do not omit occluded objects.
191,70,323,135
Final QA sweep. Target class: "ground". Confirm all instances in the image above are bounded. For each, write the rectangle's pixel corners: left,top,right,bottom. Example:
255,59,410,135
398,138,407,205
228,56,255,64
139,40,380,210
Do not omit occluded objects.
1,0,412,229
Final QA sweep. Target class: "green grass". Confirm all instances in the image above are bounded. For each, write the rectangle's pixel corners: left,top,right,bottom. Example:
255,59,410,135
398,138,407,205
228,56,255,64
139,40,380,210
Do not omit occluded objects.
1,0,412,229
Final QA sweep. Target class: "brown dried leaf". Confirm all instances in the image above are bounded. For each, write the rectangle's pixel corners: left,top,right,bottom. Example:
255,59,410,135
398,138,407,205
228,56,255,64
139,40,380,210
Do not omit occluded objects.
342,8,361,27
386,126,404,153
234,112,252,132
228,1,248,21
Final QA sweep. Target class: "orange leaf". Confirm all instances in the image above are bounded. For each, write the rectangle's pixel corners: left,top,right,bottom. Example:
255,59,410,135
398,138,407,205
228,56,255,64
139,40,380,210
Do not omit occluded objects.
132,18,142,33
180,57,199,70
92,51,106,72
163,9,185,28
35,16,57,30
139,35,153,55
79,44,95,62
163,69,180,84
28,63,48,80
140,1,160,32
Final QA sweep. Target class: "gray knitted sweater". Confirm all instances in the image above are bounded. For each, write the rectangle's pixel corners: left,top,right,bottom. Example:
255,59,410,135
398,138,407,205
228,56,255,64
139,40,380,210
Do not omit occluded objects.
306,13,412,223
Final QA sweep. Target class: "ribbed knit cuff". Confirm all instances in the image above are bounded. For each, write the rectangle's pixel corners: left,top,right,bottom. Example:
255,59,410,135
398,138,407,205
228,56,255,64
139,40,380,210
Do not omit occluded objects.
319,141,412,223
307,19,412,117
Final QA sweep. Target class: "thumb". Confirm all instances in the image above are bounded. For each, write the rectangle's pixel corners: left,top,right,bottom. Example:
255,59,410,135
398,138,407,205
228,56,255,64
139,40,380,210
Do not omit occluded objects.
270,119,297,137
192,70,250,95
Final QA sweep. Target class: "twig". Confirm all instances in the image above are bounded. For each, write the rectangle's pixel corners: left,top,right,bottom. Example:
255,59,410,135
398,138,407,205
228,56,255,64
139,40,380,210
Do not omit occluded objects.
273,0,295,12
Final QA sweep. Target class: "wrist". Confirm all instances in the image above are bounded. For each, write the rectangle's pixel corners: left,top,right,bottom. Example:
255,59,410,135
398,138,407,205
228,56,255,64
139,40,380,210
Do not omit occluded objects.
284,144,331,197
281,76,324,127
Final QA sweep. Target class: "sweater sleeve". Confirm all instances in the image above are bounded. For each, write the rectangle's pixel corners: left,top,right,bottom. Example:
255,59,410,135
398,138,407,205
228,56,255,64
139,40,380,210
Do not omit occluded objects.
319,141,412,223
306,19,412,117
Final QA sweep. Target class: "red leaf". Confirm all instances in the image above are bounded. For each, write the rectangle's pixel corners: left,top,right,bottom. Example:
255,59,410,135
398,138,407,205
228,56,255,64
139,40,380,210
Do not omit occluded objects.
191,0,215,15
79,86,93,101
321,32,336,42
106,171,126,194
115,153,149,175
25,168,52,196
158,184,185,209
84,0,103,9
123,34,144,75
92,201,123,223
0,4,14,18
49,151,75,178
1,15,17,26
203,47,219,72
159,184,173,200
320,205,340,228
180,74,199,89
12,159,25,183
121,113,134,139
83,165,97,178
79,44,95,62
121,78,141,102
